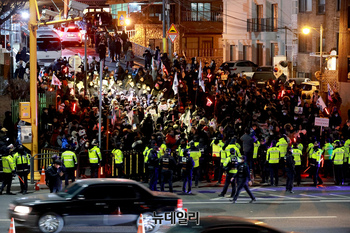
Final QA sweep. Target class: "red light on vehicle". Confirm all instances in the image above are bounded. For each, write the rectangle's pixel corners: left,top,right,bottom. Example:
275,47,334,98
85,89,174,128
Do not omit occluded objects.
78,32,81,38
177,199,183,209
233,68,237,71
59,32,63,37
68,26,75,29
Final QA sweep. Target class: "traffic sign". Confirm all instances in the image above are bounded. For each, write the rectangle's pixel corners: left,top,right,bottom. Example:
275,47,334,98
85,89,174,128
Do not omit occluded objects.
118,11,126,26
167,24,178,43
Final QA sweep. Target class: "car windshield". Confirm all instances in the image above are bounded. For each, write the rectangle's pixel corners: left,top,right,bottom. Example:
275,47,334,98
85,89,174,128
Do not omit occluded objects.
56,183,83,198
37,38,61,51
301,84,312,91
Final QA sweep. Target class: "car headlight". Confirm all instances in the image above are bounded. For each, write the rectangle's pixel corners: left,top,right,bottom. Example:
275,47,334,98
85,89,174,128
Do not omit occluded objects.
14,206,32,214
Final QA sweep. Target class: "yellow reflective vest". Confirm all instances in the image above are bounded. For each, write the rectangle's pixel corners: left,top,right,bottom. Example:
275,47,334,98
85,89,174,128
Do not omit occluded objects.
292,148,302,166
189,149,201,168
112,149,123,164
88,146,102,164
332,147,344,165
343,139,350,163
2,155,15,173
322,143,334,160
253,141,260,159
211,140,224,158
13,152,30,171
276,138,288,156
266,147,280,164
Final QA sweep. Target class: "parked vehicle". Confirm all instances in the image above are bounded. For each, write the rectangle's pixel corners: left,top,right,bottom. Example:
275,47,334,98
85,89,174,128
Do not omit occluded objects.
37,27,62,66
301,81,320,101
9,179,184,233
251,71,277,87
219,60,258,75
59,25,83,46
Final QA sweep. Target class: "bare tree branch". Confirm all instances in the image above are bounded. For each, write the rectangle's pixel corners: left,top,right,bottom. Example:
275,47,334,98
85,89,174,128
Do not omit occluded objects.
0,0,27,26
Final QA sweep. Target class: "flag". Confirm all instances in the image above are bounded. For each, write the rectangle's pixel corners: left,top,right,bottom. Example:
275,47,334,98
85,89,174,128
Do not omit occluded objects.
245,95,249,105
316,96,327,110
172,72,179,95
51,73,62,89
183,110,191,129
198,61,205,92
327,83,333,102
161,62,168,76
38,70,43,82
298,96,301,106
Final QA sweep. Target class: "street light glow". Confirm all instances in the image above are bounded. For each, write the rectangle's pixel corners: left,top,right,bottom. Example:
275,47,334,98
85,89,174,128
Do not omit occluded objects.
302,27,310,34
125,18,131,25
21,12,29,19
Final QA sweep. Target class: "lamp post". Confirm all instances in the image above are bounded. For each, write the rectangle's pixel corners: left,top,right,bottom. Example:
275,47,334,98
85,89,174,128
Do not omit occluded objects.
302,24,324,74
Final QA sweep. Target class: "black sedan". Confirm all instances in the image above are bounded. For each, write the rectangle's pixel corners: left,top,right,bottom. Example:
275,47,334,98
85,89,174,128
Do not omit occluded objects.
8,178,184,233
165,216,289,233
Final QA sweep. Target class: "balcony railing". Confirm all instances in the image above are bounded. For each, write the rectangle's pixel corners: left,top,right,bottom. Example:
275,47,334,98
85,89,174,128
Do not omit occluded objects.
183,48,223,58
181,11,223,22
247,18,278,32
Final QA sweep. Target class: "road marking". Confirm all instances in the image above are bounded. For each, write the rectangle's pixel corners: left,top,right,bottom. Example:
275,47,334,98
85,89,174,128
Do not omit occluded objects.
299,194,326,199
247,216,337,220
184,199,350,204
0,219,10,222
269,194,295,199
329,194,350,198
251,187,276,192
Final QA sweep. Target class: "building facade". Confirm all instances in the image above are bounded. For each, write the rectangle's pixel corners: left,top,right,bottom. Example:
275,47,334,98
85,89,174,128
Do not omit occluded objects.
222,0,292,67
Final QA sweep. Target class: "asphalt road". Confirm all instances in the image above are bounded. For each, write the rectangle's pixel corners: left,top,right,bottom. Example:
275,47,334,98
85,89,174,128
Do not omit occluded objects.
1,178,350,233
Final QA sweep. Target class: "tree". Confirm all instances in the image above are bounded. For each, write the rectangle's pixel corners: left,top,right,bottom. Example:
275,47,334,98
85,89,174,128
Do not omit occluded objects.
0,0,27,27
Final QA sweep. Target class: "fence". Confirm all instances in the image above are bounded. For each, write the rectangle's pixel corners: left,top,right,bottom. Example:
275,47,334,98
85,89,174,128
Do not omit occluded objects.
11,91,56,123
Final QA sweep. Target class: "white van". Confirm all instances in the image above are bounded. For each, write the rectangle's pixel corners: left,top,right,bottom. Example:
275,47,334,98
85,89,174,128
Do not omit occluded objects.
37,27,62,66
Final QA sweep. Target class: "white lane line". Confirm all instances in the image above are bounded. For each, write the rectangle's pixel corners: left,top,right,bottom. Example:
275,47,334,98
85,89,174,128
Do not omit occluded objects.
0,219,11,221
269,194,295,199
299,194,327,199
329,194,350,198
251,187,277,192
247,216,337,220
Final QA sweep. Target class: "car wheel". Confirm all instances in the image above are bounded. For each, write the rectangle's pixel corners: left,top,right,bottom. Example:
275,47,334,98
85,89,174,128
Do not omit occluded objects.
38,212,64,233
137,212,160,233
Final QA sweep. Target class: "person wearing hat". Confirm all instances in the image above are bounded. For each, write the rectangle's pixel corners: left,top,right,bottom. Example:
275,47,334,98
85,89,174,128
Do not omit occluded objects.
13,145,30,194
112,143,124,178
0,147,16,195
181,149,194,194
310,141,323,186
61,147,78,187
88,139,102,178
46,160,64,193
230,156,256,203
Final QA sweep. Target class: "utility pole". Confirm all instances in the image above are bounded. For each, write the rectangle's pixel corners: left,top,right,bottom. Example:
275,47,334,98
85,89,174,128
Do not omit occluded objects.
166,0,172,60
162,0,167,53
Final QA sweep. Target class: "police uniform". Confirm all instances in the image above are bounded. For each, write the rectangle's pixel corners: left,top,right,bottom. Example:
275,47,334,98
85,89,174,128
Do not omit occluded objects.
292,146,302,186
332,145,344,185
310,143,323,186
181,150,194,194
219,148,239,197
112,148,124,177
266,144,281,186
189,144,201,188
230,159,256,203
0,153,16,195
147,148,159,191
13,148,30,194
160,149,176,192
61,149,77,187
88,143,102,178
211,139,224,181
322,141,334,178
198,140,210,182
285,149,295,193
143,146,153,182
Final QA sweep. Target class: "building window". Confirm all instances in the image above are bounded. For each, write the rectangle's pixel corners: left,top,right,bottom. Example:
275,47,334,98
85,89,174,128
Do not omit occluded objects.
149,5,162,17
299,0,312,13
272,4,278,31
337,0,341,11
191,3,211,21
257,5,263,31
243,45,249,60
111,3,128,19
230,45,234,61
318,0,325,14
299,33,309,53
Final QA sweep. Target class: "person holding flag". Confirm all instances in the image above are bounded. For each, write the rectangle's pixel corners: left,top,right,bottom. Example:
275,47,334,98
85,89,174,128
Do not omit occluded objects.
51,73,62,89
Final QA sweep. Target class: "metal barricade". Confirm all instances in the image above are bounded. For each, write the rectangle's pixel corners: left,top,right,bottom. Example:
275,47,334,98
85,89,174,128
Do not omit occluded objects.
30,152,61,184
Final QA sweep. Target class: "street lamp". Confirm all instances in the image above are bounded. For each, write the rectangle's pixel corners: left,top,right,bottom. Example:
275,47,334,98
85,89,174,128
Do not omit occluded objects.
302,24,324,74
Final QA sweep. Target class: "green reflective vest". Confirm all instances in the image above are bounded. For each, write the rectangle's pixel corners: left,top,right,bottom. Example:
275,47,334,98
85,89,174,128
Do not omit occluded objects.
61,150,77,168
276,138,288,156
158,144,167,157
211,140,224,158
112,149,123,164
2,155,15,173
144,147,152,163
311,149,323,164
332,148,344,165
223,155,239,174
343,139,350,163
266,147,280,164
322,143,334,160
88,146,102,164
13,152,30,166
297,143,304,152
307,143,314,158
253,141,260,159
292,148,302,166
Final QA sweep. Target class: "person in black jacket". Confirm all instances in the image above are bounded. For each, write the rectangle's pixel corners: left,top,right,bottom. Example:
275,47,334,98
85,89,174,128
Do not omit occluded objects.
230,156,256,203
181,149,194,194
46,160,64,193
285,147,295,193
160,149,176,192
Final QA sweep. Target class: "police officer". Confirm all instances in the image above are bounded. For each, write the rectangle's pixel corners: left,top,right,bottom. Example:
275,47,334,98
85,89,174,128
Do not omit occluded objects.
46,160,64,193
322,138,334,178
0,148,16,195
292,143,302,186
230,156,256,203
342,139,349,183
210,137,224,182
61,147,77,187
258,138,269,184
332,141,344,185
277,135,288,176
13,145,30,194
266,140,280,186
252,137,260,176
160,148,176,192
310,141,323,186
181,149,194,194
285,147,295,193
143,144,154,182
147,147,159,191
218,148,239,197
198,138,210,182
88,140,102,178
112,143,124,178
189,142,201,188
